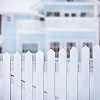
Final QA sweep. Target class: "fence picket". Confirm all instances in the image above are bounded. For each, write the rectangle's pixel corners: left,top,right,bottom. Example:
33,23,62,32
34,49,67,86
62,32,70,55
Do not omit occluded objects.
3,53,10,100
70,47,78,100
2,47,100,100
93,45,100,100
82,46,89,100
25,51,32,100
14,52,21,100
58,49,67,100
36,50,44,100
47,49,55,100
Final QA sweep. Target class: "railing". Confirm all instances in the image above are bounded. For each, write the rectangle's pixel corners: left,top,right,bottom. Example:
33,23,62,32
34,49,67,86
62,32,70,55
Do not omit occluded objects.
45,17,99,31
0,45,100,100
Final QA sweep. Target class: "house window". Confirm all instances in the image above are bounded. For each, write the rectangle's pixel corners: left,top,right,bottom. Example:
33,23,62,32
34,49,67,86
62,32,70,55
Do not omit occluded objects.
6,15,13,23
0,15,1,34
82,42,93,58
40,17,44,21
65,13,69,17
66,42,76,58
50,42,60,58
71,13,76,17
46,12,54,17
7,16,11,22
54,12,60,17
67,0,74,2
81,12,87,17
0,47,2,53
22,43,38,53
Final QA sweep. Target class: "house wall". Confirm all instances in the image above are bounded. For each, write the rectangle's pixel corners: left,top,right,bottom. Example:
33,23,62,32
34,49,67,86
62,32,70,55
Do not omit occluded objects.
45,2,99,59
45,31,96,49
45,4,94,11
2,15,45,53
0,0,99,55
55,0,87,2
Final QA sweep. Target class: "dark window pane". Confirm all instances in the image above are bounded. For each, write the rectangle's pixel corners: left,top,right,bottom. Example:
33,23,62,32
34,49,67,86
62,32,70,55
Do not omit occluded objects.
72,13,76,17
67,0,74,2
40,17,44,21
50,42,60,58
0,47,2,53
0,15,1,34
66,42,76,58
81,12,87,17
22,43,38,53
65,13,69,17
47,12,53,17
82,42,93,58
54,12,60,17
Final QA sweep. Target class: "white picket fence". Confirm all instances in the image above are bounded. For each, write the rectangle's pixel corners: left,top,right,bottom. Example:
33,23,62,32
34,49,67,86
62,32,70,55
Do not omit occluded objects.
0,45,100,100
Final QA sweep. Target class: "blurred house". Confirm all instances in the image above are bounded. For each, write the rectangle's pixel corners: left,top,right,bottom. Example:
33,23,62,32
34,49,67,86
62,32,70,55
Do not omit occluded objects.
0,0,100,59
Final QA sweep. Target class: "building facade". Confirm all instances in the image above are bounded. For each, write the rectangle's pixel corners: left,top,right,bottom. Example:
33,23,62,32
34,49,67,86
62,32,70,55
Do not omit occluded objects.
0,0,100,59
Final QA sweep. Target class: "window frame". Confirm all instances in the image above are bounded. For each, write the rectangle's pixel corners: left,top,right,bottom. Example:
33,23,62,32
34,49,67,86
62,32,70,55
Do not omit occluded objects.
0,45,3,54
0,15,1,34
46,12,54,17
49,40,61,59
54,12,60,17
67,0,74,2
4,15,14,23
20,41,40,53
80,12,87,17
64,40,78,60
71,13,76,17
80,40,95,59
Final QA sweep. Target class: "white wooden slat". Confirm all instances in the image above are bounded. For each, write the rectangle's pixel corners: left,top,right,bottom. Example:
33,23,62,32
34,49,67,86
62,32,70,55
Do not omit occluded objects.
58,49,67,100
47,49,55,100
55,62,59,98
3,53,10,100
81,46,90,100
67,62,70,100
36,50,44,100
0,61,3,100
0,79,3,100
78,71,82,100
90,72,93,100
70,47,78,100
14,52,21,100
25,51,33,100
32,62,36,100
93,45,100,100
44,63,47,100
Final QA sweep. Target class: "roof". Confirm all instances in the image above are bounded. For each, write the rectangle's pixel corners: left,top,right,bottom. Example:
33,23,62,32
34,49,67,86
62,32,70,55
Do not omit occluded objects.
0,0,44,17
0,0,99,16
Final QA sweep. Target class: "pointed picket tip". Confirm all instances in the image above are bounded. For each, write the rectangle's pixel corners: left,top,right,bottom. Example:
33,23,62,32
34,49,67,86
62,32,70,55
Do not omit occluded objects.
25,51,32,55
59,48,66,53
3,52,10,58
70,47,77,52
14,52,21,56
14,52,21,60
83,45,88,49
47,49,55,60
3,52,10,61
82,45,89,51
4,52,9,55
70,47,78,61
36,50,44,56
48,49,55,54
93,44,100,49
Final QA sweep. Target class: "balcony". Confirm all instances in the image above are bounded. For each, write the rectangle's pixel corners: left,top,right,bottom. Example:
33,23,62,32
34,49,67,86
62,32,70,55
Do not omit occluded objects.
45,17,99,32
16,20,44,34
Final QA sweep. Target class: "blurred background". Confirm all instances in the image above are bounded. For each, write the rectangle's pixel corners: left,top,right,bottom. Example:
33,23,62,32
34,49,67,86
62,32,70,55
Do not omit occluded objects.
0,0,100,59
